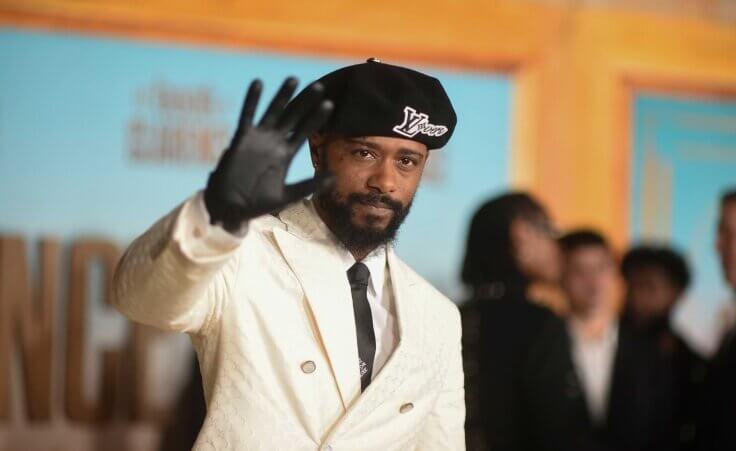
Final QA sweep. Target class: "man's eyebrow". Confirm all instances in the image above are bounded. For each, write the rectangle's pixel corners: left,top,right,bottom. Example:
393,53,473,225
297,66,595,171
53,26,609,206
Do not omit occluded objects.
345,138,427,158
345,137,380,149
398,148,427,159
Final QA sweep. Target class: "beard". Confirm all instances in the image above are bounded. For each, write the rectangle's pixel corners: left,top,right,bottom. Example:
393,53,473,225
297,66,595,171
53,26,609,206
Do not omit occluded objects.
316,187,413,255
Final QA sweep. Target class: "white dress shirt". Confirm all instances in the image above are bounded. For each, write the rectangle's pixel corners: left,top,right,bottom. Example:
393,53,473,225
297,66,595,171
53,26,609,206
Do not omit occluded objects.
567,320,619,425
334,240,397,379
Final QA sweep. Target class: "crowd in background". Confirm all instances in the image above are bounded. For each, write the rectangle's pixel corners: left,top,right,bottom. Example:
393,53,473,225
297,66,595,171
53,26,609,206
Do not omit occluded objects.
462,187,736,451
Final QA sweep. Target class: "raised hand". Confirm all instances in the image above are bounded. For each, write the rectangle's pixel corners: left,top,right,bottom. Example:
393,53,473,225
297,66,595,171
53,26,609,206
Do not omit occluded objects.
203,77,334,232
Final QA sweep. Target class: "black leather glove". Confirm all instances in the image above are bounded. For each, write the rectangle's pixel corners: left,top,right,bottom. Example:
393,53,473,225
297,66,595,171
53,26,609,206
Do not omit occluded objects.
204,77,334,232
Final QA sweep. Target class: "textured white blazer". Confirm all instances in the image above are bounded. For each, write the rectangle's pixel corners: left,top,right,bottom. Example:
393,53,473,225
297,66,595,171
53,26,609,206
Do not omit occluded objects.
112,194,465,450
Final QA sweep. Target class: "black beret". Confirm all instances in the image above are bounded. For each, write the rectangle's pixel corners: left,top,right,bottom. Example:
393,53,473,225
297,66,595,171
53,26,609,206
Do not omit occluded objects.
287,58,456,150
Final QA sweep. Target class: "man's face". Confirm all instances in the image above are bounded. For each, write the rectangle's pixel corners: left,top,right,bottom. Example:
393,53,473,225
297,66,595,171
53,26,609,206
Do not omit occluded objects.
626,266,681,323
717,200,736,289
310,135,428,253
561,245,618,317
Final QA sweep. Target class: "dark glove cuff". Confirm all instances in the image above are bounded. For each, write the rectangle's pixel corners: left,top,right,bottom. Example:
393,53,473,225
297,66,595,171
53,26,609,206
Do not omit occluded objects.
203,173,249,233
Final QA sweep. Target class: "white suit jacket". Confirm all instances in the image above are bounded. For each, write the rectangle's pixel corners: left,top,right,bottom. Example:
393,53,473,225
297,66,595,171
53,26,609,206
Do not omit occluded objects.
112,194,465,450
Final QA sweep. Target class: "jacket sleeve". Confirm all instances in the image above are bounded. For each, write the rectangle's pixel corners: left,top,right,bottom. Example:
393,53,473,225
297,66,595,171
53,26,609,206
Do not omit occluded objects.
112,192,244,335
416,307,466,450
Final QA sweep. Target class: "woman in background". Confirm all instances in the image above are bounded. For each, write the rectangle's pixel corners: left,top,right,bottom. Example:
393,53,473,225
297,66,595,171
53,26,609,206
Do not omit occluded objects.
460,192,563,451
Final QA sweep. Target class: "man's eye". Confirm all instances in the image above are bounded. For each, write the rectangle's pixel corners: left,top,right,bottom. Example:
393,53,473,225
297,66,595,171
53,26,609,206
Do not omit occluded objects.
400,157,416,166
355,149,373,159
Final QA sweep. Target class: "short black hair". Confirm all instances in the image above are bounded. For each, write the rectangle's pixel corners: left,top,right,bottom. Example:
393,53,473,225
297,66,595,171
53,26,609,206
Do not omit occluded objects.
721,187,736,206
621,245,691,291
558,229,610,255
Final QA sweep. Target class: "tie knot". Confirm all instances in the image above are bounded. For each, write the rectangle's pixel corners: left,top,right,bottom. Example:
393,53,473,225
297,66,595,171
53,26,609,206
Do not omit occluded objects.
347,262,371,288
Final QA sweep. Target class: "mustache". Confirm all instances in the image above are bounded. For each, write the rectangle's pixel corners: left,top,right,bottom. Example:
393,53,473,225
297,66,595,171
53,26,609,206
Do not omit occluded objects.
348,192,404,213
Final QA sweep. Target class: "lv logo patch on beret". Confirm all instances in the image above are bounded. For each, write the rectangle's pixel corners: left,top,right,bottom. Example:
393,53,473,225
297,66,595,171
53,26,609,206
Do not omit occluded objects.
393,106,449,139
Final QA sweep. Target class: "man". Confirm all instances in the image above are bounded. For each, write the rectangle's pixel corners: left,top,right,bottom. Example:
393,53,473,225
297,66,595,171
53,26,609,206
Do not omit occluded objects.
459,192,562,451
622,245,692,336
621,245,706,451
700,188,736,451
550,230,671,451
113,59,465,450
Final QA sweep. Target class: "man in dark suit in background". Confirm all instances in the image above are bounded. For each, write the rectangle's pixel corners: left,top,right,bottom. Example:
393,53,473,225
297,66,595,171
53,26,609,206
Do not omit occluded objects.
621,245,707,451
700,188,736,451
526,230,672,451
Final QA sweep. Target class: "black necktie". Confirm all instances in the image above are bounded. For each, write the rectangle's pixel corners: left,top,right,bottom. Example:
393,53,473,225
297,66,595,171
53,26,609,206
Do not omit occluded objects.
347,262,376,392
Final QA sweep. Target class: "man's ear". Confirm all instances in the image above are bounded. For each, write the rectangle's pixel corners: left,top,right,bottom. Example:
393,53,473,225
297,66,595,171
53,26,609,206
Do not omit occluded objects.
308,133,324,170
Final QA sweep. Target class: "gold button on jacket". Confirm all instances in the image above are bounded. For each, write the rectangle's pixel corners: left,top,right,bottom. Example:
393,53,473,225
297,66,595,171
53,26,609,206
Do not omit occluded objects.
301,360,316,374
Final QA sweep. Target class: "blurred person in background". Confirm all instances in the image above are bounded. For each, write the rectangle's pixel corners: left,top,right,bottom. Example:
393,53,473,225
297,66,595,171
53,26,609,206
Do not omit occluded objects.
547,230,672,451
700,187,736,451
621,245,706,451
459,192,563,451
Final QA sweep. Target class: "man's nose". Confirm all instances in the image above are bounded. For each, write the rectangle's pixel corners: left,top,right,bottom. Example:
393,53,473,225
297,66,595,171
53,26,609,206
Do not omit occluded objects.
367,160,397,194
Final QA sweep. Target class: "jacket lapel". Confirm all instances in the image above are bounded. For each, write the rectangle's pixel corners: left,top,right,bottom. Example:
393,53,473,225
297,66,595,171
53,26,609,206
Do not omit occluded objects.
606,324,629,433
273,201,362,409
